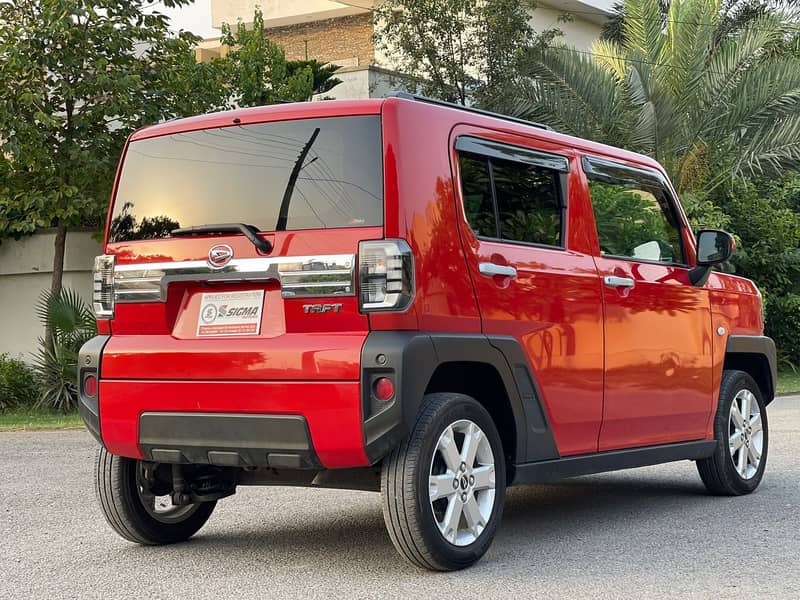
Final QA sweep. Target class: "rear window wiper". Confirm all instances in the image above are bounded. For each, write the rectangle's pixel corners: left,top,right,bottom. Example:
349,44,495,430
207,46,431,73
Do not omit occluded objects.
171,223,272,254
275,127,321,231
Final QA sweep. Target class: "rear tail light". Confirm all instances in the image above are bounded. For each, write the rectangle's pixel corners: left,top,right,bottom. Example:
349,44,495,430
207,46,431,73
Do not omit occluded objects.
93,254,115,318
358,239,414,312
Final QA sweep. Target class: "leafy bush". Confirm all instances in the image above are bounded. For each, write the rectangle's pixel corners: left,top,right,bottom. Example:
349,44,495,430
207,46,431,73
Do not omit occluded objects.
724,178,800,297
721,176,800,368
0,353,37,411
32,289,97,412
765,294,800,368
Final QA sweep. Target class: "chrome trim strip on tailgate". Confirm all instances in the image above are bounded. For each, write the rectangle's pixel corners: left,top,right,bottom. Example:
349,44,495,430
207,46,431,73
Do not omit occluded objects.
114,254,355,302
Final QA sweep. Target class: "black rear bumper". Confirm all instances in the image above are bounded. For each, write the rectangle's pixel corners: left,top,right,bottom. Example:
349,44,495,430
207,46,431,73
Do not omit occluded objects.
139,412,321,469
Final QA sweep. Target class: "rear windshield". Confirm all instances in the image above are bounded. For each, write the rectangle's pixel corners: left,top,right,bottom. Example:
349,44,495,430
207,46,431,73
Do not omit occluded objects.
109,115,383,242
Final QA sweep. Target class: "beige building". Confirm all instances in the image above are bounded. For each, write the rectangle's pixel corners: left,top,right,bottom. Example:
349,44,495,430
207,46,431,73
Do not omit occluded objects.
197,0,613,100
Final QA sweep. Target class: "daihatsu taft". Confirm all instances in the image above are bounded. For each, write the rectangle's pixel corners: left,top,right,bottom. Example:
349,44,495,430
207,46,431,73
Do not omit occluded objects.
80,93,776,571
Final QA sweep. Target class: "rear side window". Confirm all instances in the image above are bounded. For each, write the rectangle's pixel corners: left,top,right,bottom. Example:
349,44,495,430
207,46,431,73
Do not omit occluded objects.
457,140,566,247
583,156,686,265
110,116,383,242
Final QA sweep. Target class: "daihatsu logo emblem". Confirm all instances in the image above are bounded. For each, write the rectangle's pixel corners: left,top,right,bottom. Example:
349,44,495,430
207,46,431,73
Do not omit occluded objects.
207,244,234,269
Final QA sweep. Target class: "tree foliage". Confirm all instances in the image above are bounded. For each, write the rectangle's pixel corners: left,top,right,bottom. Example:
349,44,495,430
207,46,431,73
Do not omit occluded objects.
220,7,341,107
374,0,561,108
0,0,226,293
514,0,800,195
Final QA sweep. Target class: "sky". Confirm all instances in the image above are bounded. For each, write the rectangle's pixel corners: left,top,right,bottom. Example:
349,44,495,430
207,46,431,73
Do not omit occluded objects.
152,0,221,39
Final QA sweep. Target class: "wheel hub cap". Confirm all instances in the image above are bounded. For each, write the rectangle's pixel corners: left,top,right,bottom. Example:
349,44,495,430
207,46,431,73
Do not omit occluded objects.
728,389,763,480
428,419,496,547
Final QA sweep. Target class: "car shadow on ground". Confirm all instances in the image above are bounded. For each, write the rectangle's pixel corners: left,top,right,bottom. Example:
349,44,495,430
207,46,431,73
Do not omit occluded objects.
121,470,721,575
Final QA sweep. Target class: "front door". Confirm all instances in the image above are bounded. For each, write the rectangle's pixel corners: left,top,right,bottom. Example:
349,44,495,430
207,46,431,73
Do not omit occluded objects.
581,156,713,451
451,128,604,457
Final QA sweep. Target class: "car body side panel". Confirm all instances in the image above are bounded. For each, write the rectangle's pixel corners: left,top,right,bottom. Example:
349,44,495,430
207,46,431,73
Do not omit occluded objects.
705,272,765,436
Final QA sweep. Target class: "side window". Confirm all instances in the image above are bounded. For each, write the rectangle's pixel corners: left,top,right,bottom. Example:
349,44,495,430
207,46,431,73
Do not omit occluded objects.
458,149,564,247
492,157,562,246
458,154,496,238
584,158,685,265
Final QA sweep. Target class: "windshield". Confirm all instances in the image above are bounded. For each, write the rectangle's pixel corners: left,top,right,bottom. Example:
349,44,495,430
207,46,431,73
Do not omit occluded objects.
109,115,383,242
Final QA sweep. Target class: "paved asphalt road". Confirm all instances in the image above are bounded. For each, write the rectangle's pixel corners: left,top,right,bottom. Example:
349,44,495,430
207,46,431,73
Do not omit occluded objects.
2,398,798,600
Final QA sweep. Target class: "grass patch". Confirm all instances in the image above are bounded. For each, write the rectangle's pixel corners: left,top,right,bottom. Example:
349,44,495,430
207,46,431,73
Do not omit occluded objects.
777,370,800,396
0,408,83,431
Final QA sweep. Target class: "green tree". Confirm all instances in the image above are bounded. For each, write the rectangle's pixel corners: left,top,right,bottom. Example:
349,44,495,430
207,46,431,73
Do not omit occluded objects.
286,59,342,100
0,0,225,296
601,1,800,46
374,0,562,107
514,0,800,195
220,7,341,106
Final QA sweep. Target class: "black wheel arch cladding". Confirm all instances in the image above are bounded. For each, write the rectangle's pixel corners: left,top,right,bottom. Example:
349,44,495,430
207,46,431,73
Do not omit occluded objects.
360,331,560,465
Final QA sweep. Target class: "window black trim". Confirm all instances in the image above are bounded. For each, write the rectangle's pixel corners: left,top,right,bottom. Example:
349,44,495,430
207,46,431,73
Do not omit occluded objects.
474,235,567,252
581,155,663,187
486,158,501,238
457,136,570,173
582,154,688,267
597,254,689,269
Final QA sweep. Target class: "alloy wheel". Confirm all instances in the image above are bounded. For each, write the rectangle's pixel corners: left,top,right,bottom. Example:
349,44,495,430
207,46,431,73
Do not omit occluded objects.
728,389,764,480
428,419,496,546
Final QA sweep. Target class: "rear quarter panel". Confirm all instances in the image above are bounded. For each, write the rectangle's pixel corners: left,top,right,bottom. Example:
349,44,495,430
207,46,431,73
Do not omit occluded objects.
372,98,482,333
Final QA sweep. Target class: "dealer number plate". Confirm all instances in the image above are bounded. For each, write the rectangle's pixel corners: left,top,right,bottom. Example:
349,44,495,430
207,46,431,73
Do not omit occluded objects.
197,290,264,337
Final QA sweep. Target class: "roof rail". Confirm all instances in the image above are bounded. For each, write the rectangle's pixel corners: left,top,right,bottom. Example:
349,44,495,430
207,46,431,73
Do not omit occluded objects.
386,91,553,132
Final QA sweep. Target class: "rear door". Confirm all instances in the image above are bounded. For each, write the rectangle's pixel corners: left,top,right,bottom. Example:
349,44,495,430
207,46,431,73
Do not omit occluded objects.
101,114,385,381
581,156,713,451
451,127,604,457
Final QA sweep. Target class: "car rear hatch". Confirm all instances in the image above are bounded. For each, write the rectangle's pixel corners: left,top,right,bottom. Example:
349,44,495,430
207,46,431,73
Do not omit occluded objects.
96,107,385,382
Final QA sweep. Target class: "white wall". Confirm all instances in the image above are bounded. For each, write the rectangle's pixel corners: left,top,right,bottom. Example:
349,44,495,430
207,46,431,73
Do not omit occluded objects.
310,66,409,100
313,66,372,99
532,4,606,52
0,230,101,360
211,0,371,29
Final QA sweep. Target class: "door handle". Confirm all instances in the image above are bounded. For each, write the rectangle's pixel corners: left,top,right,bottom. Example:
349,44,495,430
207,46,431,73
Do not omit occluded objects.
604,275,635,289
479,262,517,278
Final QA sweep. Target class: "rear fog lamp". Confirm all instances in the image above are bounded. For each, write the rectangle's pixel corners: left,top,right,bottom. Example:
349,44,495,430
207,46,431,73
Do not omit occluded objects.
83,374,98,398
373,377,395,401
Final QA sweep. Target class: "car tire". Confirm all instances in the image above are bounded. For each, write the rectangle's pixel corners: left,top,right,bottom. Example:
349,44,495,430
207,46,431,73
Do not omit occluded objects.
696,370,768,496
380,392,506,571
95,447,216,545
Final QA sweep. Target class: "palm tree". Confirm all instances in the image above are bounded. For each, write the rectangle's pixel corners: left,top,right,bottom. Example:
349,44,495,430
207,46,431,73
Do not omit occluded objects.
514,0,800,194
602,1,800,45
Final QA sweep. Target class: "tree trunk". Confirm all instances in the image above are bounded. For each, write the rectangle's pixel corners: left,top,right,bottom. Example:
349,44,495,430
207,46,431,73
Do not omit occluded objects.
50,222,67,294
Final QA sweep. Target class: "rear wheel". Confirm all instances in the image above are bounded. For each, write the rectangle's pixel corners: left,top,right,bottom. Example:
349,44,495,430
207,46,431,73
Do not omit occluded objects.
697,370,768,495
95,447,216,544
381,393,506,571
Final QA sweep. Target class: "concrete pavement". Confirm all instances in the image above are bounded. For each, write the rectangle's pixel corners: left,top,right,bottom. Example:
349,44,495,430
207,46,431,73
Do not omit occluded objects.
1,397,798,599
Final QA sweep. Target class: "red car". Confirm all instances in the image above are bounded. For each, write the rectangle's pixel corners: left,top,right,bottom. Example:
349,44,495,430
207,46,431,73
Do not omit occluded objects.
80,93,776,571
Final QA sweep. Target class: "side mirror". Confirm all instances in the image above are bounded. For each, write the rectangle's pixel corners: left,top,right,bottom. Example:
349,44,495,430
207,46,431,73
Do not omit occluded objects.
696,229,735,265
690,230,735,286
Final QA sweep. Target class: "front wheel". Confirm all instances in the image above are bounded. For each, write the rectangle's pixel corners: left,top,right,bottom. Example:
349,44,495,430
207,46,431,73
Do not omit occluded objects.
95,447,216,544
697,370,768,495
381,393,506,571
